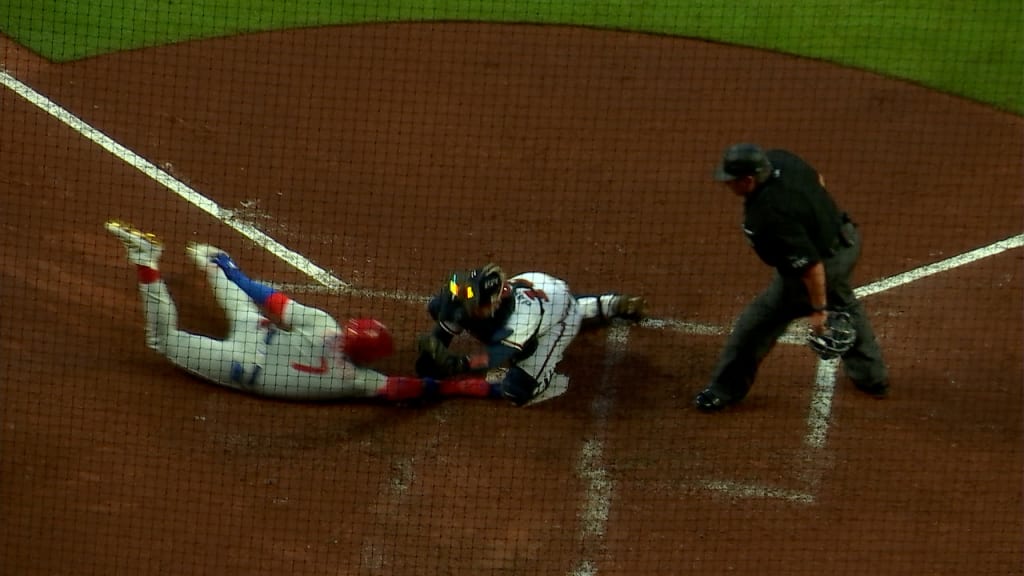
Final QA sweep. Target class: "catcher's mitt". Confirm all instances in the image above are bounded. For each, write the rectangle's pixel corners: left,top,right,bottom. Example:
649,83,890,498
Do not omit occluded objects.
806,311,857,360
415,334,469,378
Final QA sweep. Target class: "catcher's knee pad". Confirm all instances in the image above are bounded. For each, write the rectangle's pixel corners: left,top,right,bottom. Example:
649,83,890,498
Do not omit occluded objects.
500,366,539,406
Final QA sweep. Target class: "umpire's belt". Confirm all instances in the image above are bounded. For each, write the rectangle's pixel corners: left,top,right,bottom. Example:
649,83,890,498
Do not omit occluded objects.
824,213,856,257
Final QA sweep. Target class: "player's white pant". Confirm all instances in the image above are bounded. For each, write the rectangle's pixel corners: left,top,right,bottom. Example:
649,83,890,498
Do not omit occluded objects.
575,294,621,323
137,270,263,390
135,264,387,399
514,293,618,401
515,298,583,396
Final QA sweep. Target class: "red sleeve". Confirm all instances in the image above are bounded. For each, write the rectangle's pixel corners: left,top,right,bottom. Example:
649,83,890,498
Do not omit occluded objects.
264,291,291,319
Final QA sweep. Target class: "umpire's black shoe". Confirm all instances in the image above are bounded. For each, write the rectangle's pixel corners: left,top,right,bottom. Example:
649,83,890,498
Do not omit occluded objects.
694,389,729,412
854,379,889,398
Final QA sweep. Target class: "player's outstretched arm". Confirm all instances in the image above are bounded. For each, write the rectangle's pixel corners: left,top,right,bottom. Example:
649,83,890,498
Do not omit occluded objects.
380,375,500,402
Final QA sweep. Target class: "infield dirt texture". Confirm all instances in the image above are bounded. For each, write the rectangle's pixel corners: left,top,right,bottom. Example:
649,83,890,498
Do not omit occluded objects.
1,24,1022,575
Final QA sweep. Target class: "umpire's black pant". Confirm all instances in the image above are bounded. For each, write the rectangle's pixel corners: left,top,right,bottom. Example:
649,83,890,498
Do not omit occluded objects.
706,222,888,403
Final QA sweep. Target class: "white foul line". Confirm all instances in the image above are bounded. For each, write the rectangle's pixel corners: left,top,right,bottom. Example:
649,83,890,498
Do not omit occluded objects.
0,70,349,291
855,233,1024,298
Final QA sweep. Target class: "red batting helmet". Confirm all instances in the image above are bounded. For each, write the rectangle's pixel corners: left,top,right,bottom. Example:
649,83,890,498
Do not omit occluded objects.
342,318,394,365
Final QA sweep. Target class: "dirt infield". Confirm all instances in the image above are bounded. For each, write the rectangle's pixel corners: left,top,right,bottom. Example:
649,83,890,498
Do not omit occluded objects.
2,24,1021,575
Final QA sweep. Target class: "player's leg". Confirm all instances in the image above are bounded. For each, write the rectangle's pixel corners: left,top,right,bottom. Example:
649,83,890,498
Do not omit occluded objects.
136,277,264,392
105,221,262,390
106,220,174,350
160,330,261,391
824,227,889,396
697,274,804,410
575,293,645,326
501,303,584,405
187,243,264,337
834,299,888,395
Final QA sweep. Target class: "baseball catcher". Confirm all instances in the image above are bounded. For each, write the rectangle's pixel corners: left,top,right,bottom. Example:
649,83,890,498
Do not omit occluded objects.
415,263,645,406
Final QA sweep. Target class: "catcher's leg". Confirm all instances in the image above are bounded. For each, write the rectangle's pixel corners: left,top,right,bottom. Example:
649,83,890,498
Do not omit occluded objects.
503,302,583,405
576,293,646,327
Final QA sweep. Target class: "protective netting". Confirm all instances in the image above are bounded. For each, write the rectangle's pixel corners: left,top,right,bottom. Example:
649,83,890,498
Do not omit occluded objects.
2,4,1021,575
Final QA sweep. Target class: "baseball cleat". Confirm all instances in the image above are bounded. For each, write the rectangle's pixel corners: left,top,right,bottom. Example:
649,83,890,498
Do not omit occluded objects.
526,373,570,406
612,294,646,322
694,388,729,412
105,219,163,268
186,242,227,269
854,379,889,398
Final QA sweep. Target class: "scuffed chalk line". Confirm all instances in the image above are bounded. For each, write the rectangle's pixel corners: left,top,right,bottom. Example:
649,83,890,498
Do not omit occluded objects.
805,358,840,450
577,439,613,539
270,282,430,303
642,316,810,345
701,480,815,504
569,324,629,576
0,70,350,291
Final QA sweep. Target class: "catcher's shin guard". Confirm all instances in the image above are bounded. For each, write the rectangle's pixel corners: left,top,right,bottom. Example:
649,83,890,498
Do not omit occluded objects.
578,294,646,327
611,294,645,321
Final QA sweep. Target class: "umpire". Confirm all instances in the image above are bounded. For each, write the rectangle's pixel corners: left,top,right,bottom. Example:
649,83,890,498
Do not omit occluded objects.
695,143,889,412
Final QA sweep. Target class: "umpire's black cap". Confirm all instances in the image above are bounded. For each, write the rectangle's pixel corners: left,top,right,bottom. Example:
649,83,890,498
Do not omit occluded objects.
713,143,773,181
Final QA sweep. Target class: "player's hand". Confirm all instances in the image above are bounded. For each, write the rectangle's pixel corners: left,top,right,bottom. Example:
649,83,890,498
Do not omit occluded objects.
212,252,244,281
417,334,444,358
808,309,828,335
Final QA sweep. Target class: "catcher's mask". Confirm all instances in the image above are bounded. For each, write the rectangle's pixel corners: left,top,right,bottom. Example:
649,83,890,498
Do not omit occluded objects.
342,318,394,365
447,263,507,319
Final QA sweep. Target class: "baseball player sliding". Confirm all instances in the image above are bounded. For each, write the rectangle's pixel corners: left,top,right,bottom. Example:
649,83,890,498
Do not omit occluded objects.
105,219,491,402
414,264,645,405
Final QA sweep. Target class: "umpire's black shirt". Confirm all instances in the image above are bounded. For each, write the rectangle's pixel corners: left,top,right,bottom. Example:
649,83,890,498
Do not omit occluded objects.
742,150,845,277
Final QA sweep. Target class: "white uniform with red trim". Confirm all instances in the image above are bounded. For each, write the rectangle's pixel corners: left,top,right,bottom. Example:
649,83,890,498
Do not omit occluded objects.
493,272,583,396
138,259,386,400
432,271,620,403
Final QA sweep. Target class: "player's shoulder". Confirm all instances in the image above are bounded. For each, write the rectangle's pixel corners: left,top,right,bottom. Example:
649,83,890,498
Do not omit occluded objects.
766,148,804,165
510,271,567,290
767,149,820,178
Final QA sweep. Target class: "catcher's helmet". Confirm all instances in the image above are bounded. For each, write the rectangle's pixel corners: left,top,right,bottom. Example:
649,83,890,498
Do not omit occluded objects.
342,318,394,365
448,263,507,315
713,143,773,182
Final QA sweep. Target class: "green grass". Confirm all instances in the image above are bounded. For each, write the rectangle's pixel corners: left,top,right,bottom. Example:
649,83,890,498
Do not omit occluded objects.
2,1,1021,113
